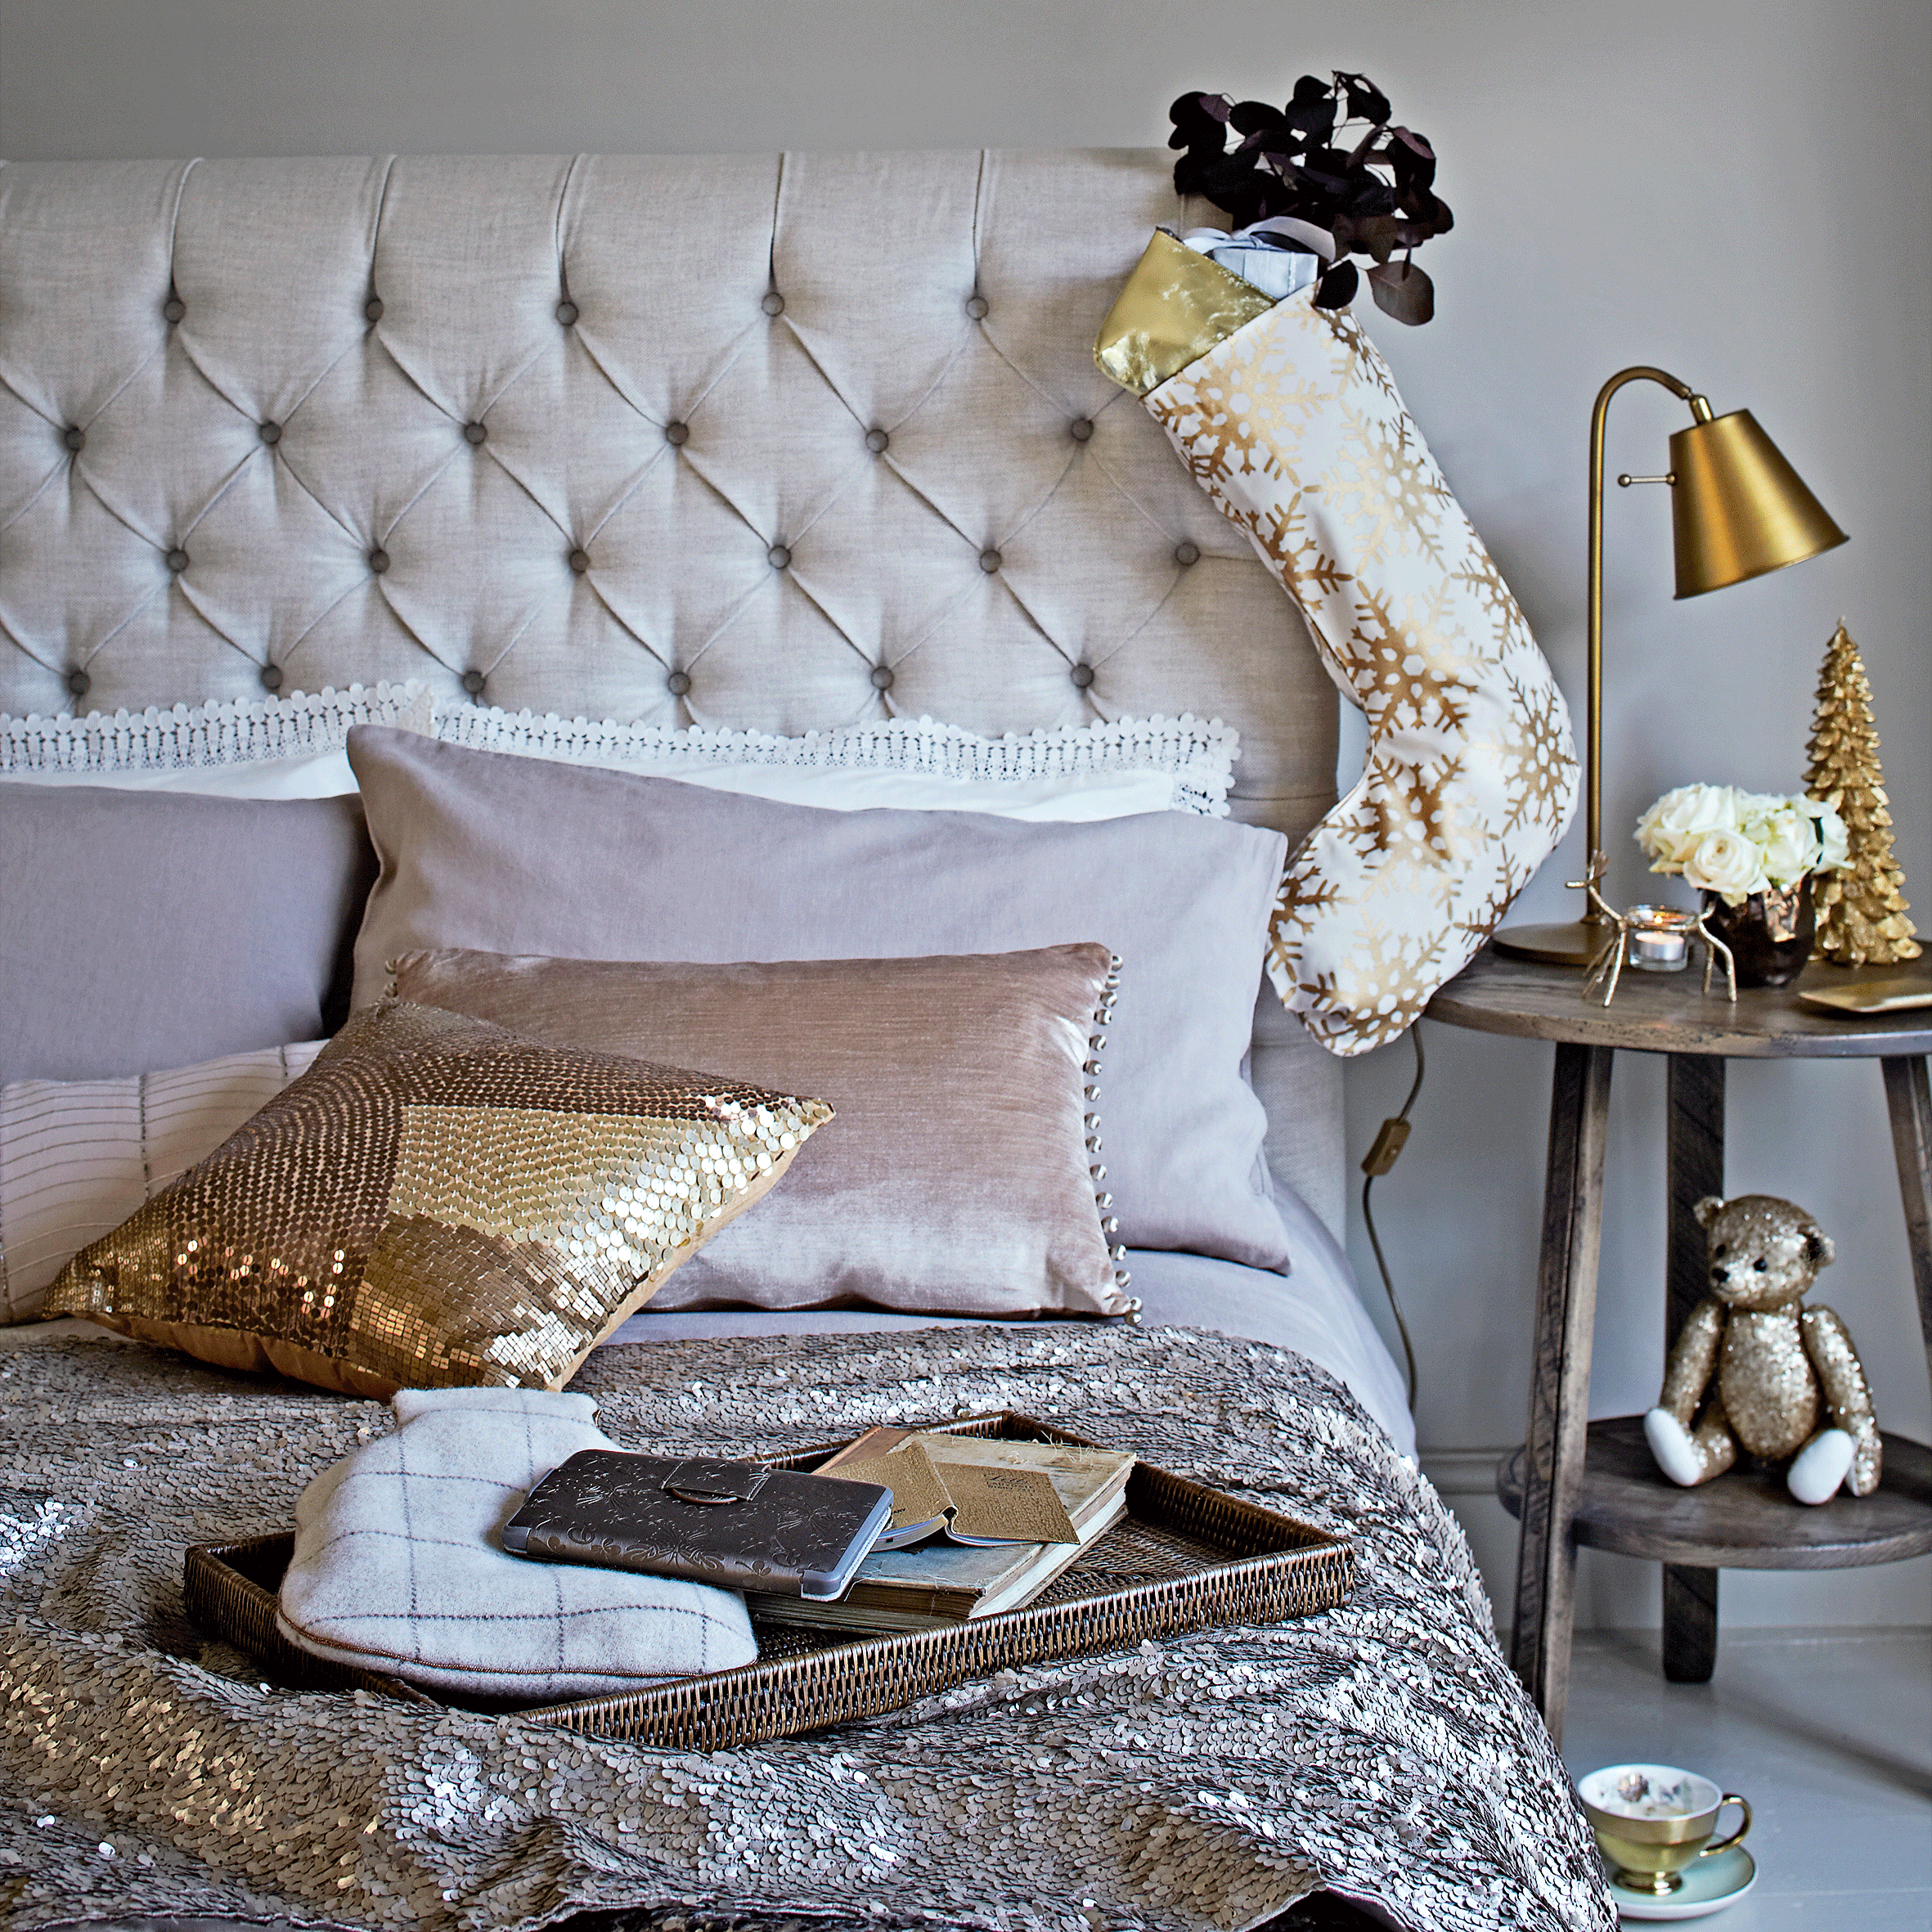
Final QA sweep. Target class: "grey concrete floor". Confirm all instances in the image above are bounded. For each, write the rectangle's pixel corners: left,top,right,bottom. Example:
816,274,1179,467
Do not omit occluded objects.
1560,1628,1931,1928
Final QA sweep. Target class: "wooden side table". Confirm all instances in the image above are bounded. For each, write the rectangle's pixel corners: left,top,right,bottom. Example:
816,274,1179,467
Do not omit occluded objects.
1426,946,1932,1742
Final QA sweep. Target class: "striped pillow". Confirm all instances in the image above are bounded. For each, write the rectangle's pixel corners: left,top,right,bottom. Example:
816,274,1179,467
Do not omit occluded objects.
0,1041,323,1322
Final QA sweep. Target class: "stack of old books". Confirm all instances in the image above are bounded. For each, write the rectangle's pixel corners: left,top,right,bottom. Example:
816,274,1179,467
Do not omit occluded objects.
494,1423,1138,1640
750,1427,1135,1632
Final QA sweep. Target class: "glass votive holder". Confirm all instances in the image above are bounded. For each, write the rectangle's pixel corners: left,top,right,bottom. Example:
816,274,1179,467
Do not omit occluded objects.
1625,905,1700,973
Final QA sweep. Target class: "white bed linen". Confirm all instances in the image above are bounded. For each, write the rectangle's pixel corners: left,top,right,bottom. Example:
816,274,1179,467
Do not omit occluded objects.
606,1238,1415,1459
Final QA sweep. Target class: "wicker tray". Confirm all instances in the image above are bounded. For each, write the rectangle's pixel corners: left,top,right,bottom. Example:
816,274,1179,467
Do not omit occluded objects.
184,1410,1353,1751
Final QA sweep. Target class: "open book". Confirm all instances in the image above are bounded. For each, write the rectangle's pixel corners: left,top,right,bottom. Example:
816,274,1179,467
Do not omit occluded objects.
747,1429,1134,1632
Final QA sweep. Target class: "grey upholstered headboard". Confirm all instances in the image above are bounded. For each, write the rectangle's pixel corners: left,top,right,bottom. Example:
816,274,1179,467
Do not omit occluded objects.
0,148,1347,1232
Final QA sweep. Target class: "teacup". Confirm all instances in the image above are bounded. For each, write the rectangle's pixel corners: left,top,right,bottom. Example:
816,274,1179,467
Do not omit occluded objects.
1576,1763,1751,1896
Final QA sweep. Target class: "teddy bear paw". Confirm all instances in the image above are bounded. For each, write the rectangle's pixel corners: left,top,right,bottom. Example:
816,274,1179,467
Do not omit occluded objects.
1788,1429,1854,1504
1644,1409,1705,1487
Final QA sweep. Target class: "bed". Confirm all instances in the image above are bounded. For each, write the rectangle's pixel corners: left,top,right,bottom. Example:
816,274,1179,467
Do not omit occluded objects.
0,150,1608,1929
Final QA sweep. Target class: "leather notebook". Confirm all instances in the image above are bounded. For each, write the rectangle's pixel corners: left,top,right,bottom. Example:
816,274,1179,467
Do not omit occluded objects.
501,1452,892,1602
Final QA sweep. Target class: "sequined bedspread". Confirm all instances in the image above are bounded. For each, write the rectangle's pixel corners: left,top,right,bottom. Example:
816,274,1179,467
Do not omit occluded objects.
0,1327,1612,1932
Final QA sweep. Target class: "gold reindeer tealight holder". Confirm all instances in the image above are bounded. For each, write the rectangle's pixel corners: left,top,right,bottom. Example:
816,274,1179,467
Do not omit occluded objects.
1570,858,1737,1007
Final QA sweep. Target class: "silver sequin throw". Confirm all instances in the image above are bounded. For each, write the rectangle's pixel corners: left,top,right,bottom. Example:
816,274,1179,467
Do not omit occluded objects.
1,1326,1612,1931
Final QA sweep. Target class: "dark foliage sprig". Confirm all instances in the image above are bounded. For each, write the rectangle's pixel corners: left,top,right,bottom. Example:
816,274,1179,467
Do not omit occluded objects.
1169,73,1451,325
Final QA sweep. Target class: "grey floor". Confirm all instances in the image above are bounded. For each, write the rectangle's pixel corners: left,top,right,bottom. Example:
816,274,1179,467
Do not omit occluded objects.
1560,1628,1932,1928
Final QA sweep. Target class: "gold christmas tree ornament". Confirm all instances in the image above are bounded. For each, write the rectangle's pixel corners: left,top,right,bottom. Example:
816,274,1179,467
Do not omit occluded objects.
1804,622,1921,966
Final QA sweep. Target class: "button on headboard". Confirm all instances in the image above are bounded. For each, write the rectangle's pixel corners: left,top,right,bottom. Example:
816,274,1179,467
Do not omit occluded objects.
0,147,1346,1229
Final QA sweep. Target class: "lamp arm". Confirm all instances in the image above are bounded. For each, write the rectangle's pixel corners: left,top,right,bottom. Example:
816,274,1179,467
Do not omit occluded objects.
1584,366,1711,898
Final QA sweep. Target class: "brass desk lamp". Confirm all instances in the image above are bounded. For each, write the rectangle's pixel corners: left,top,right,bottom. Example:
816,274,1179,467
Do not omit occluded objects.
1494,366,1847,966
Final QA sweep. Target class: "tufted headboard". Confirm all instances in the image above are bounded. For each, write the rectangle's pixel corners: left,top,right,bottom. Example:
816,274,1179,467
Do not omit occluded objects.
0,148,1348,1231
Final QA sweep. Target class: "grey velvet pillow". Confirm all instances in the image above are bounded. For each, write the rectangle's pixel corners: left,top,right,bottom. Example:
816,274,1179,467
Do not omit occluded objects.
348,726,1291,1269
0,783,375,1086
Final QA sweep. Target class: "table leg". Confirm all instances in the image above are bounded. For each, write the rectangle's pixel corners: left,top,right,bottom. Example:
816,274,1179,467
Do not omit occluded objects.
1661,1564,1719,1683
1511,1040,1615,1741
1880,1055,1932,1385
1663,1055,1724,1683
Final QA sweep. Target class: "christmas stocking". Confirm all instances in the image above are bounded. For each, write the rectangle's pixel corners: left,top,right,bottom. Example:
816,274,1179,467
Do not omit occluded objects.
1096,231,1578,1054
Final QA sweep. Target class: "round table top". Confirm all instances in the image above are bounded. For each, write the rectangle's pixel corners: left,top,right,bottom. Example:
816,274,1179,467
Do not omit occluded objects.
1498,1418,1932,1569
1427,946,1932,1058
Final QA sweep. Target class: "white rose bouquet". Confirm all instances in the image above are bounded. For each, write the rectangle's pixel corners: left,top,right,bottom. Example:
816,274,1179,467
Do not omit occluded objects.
1636,784,1849,906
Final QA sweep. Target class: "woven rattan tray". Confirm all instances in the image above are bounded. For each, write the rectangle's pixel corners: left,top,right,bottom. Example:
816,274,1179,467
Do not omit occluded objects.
184,1410,1353,1751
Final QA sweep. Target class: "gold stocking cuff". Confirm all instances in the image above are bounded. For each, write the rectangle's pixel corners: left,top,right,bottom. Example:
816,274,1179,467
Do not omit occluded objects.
1093,229,1277,395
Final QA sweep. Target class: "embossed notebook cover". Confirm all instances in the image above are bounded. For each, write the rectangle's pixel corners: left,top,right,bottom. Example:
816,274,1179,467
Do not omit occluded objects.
501,1452,891,1602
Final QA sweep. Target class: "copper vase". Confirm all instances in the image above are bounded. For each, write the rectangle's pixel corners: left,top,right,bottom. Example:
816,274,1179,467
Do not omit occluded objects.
1700,877,1815,987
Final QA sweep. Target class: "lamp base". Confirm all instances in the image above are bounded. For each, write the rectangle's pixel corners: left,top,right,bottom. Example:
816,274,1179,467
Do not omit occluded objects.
1489,919,1610,968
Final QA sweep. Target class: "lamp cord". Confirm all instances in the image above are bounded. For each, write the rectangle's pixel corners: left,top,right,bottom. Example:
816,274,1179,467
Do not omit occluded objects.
1359,1022,1426,1412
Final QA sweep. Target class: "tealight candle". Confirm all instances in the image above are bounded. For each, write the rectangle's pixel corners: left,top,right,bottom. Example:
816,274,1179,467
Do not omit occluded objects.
1625,905,1699,973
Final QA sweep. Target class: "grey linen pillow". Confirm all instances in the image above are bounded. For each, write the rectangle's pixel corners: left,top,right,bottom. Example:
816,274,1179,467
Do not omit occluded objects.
0,783,375,1085
348,726,1291,1269
389,945,1128,1317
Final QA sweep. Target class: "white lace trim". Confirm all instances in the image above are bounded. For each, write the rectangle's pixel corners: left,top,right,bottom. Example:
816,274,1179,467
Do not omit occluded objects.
434,708,1238,815
0,690,1238,815
0,683,434,775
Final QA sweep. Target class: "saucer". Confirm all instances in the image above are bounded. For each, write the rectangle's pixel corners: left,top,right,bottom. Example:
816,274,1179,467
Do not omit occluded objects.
1610,1844,1755,1920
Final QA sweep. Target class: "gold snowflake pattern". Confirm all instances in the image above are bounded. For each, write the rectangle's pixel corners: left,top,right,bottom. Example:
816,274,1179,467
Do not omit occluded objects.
1340,751,1480,918
1341,582,1480,739
1147,399,1355,602
1321,405,1454,570
1450,549,1527,636
1289,921,1458,1053
1148,298,1579,1056
1305,303,1405,408
1456,848,1533,950
1492,667,1575,841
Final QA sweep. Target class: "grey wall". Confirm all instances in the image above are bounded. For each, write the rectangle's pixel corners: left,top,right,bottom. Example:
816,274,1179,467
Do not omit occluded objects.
4,0,1927,1629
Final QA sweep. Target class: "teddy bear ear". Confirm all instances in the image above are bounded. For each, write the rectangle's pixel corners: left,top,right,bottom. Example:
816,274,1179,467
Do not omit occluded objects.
1805,1226,1836,1269
1694,1195,1726,1229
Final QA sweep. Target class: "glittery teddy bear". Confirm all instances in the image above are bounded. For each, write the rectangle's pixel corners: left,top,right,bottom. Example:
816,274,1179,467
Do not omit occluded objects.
1644,1193,1882,1505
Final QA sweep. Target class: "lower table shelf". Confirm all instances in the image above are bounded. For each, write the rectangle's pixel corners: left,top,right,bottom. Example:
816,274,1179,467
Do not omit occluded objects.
1498,1417,1932,1569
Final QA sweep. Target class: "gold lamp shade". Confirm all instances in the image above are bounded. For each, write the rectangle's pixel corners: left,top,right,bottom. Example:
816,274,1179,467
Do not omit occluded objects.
1669,408,1849,597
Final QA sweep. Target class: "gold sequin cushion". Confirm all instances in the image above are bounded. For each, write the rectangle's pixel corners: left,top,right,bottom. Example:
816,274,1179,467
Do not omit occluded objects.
44,1000,833,1399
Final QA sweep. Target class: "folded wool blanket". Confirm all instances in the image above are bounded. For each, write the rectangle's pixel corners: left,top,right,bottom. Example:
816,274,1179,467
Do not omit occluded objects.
0,1325,1613,1932
277,1386,757,1698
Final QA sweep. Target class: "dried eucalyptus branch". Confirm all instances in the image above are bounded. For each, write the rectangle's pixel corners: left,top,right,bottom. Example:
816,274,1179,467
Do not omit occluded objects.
1169,72,1453,324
